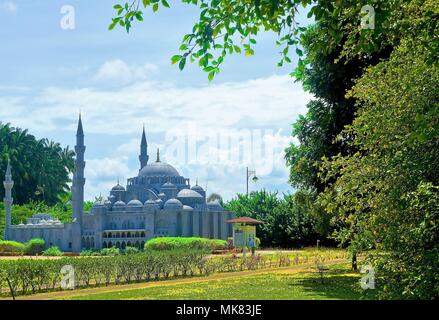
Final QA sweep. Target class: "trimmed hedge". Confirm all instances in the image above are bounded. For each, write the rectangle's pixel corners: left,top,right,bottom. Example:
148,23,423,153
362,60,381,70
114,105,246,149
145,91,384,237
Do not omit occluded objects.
144,237,227,251
0,240,26,253
0,239,46,255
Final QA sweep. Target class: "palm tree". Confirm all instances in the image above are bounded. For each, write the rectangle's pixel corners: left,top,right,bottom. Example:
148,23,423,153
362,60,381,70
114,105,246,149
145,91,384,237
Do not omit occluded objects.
207,193,223,204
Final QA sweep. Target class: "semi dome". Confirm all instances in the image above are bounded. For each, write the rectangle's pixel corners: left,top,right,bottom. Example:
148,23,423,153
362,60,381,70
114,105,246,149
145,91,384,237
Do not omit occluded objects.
164,198,183,210
161,182,176,189
138,161,180,178
177,189,203,199
144,199,157,206
113,200,126,207
182,205,194,211
127,199,143,207
111,183,125,191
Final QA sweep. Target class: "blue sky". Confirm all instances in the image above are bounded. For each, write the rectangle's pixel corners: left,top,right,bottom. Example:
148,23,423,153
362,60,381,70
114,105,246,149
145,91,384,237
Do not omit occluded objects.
0,1,312,201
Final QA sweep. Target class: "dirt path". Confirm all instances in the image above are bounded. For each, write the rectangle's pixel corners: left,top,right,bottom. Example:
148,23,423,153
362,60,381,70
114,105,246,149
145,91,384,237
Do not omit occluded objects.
4,259,352,300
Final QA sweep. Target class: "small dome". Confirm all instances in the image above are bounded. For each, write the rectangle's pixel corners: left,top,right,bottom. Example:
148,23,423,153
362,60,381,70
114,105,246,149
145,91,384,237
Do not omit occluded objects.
164,198,183,210
112,183,125,191
191,184,204,193
114,200,126,207
177,189,203,199
182,205,194,211
127,199,143,207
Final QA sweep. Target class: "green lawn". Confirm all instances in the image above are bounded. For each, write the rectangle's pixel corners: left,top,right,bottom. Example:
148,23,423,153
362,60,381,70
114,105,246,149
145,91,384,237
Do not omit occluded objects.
65,263,377,300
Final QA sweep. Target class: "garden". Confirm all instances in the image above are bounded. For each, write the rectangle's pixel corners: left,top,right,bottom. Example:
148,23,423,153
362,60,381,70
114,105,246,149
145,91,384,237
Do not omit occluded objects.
0,235,350,299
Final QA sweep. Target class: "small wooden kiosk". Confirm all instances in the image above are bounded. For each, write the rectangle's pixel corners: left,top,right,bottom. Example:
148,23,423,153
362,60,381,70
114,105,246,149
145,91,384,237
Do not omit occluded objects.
226,216,263,256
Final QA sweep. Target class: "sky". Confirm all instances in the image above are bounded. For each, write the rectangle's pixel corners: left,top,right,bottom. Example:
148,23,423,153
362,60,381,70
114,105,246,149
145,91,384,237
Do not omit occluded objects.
0,1,312,201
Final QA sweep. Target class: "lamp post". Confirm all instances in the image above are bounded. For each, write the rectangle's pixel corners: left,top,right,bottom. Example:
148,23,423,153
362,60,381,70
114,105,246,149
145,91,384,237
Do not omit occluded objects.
246,167,258,196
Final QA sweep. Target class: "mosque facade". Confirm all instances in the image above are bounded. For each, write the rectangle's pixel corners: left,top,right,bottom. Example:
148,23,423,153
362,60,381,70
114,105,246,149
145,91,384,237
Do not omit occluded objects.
3,116,234,252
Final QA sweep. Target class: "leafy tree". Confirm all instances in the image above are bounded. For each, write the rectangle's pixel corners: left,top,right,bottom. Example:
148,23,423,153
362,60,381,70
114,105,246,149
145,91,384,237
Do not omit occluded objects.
285,24,392,194
318,41,438,298
0,123,75,205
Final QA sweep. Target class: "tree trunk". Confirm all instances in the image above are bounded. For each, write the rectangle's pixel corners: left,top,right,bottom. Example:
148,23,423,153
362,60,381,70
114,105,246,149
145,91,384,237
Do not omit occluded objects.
352,252,358,271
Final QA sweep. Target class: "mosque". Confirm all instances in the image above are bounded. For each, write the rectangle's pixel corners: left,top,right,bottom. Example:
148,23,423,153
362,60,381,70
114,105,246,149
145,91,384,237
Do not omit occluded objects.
2,116,234,252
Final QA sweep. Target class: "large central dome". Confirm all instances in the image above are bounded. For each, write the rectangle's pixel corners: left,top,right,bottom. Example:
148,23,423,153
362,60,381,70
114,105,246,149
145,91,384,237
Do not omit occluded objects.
138,161,180,177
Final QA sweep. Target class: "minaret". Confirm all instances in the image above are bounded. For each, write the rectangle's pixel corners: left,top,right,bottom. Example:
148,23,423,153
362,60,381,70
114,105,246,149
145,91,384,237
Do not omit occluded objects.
3,160,13,240
72,114,86,230
139,125,149,171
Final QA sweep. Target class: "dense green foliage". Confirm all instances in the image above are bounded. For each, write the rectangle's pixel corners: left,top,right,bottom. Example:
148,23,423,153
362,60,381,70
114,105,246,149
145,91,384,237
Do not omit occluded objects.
224,191,319,248
144,237,227,251
42,246,64,256
0,123,75,205
318,41,439,299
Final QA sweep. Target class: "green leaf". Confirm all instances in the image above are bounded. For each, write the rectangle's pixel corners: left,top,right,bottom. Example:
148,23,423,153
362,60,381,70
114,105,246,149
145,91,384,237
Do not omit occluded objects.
153,3,159,12
178,57,186,70
161,0,170,8
171,55,182,64
208,71,215,81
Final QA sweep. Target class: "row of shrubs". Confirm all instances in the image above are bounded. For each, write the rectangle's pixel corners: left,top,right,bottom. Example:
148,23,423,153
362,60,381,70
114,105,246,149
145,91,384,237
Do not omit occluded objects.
0,239,45,255
78,237,228,256
0,250,297,297
143,237,228,251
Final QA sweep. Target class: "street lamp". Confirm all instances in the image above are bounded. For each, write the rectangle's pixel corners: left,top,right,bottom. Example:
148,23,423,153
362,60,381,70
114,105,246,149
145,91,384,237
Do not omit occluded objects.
246,167,258,195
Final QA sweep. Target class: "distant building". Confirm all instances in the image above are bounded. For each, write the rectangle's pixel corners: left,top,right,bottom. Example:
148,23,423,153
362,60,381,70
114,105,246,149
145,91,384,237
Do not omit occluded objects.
3,116,234,252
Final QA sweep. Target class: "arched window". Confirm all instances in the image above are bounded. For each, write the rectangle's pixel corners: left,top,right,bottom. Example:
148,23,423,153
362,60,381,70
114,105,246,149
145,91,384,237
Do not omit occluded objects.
103,241,107,248
122,242,126,250
116,241,121,249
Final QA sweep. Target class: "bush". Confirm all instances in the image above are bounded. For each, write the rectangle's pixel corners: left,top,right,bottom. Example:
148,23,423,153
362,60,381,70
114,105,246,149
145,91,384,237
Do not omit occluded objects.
0,240,26,253
144,237,227,251
124,246,139,255
42,246,63,256
100,247,120,256
24,239,45,255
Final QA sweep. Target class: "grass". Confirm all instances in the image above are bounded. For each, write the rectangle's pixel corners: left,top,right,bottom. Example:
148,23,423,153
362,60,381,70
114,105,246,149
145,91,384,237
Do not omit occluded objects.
64,263,378,300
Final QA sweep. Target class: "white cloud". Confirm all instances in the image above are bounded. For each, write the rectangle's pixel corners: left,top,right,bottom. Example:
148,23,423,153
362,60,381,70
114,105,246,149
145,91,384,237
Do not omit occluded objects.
93,59,158,85
0,1,16,13
0,63,311,200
